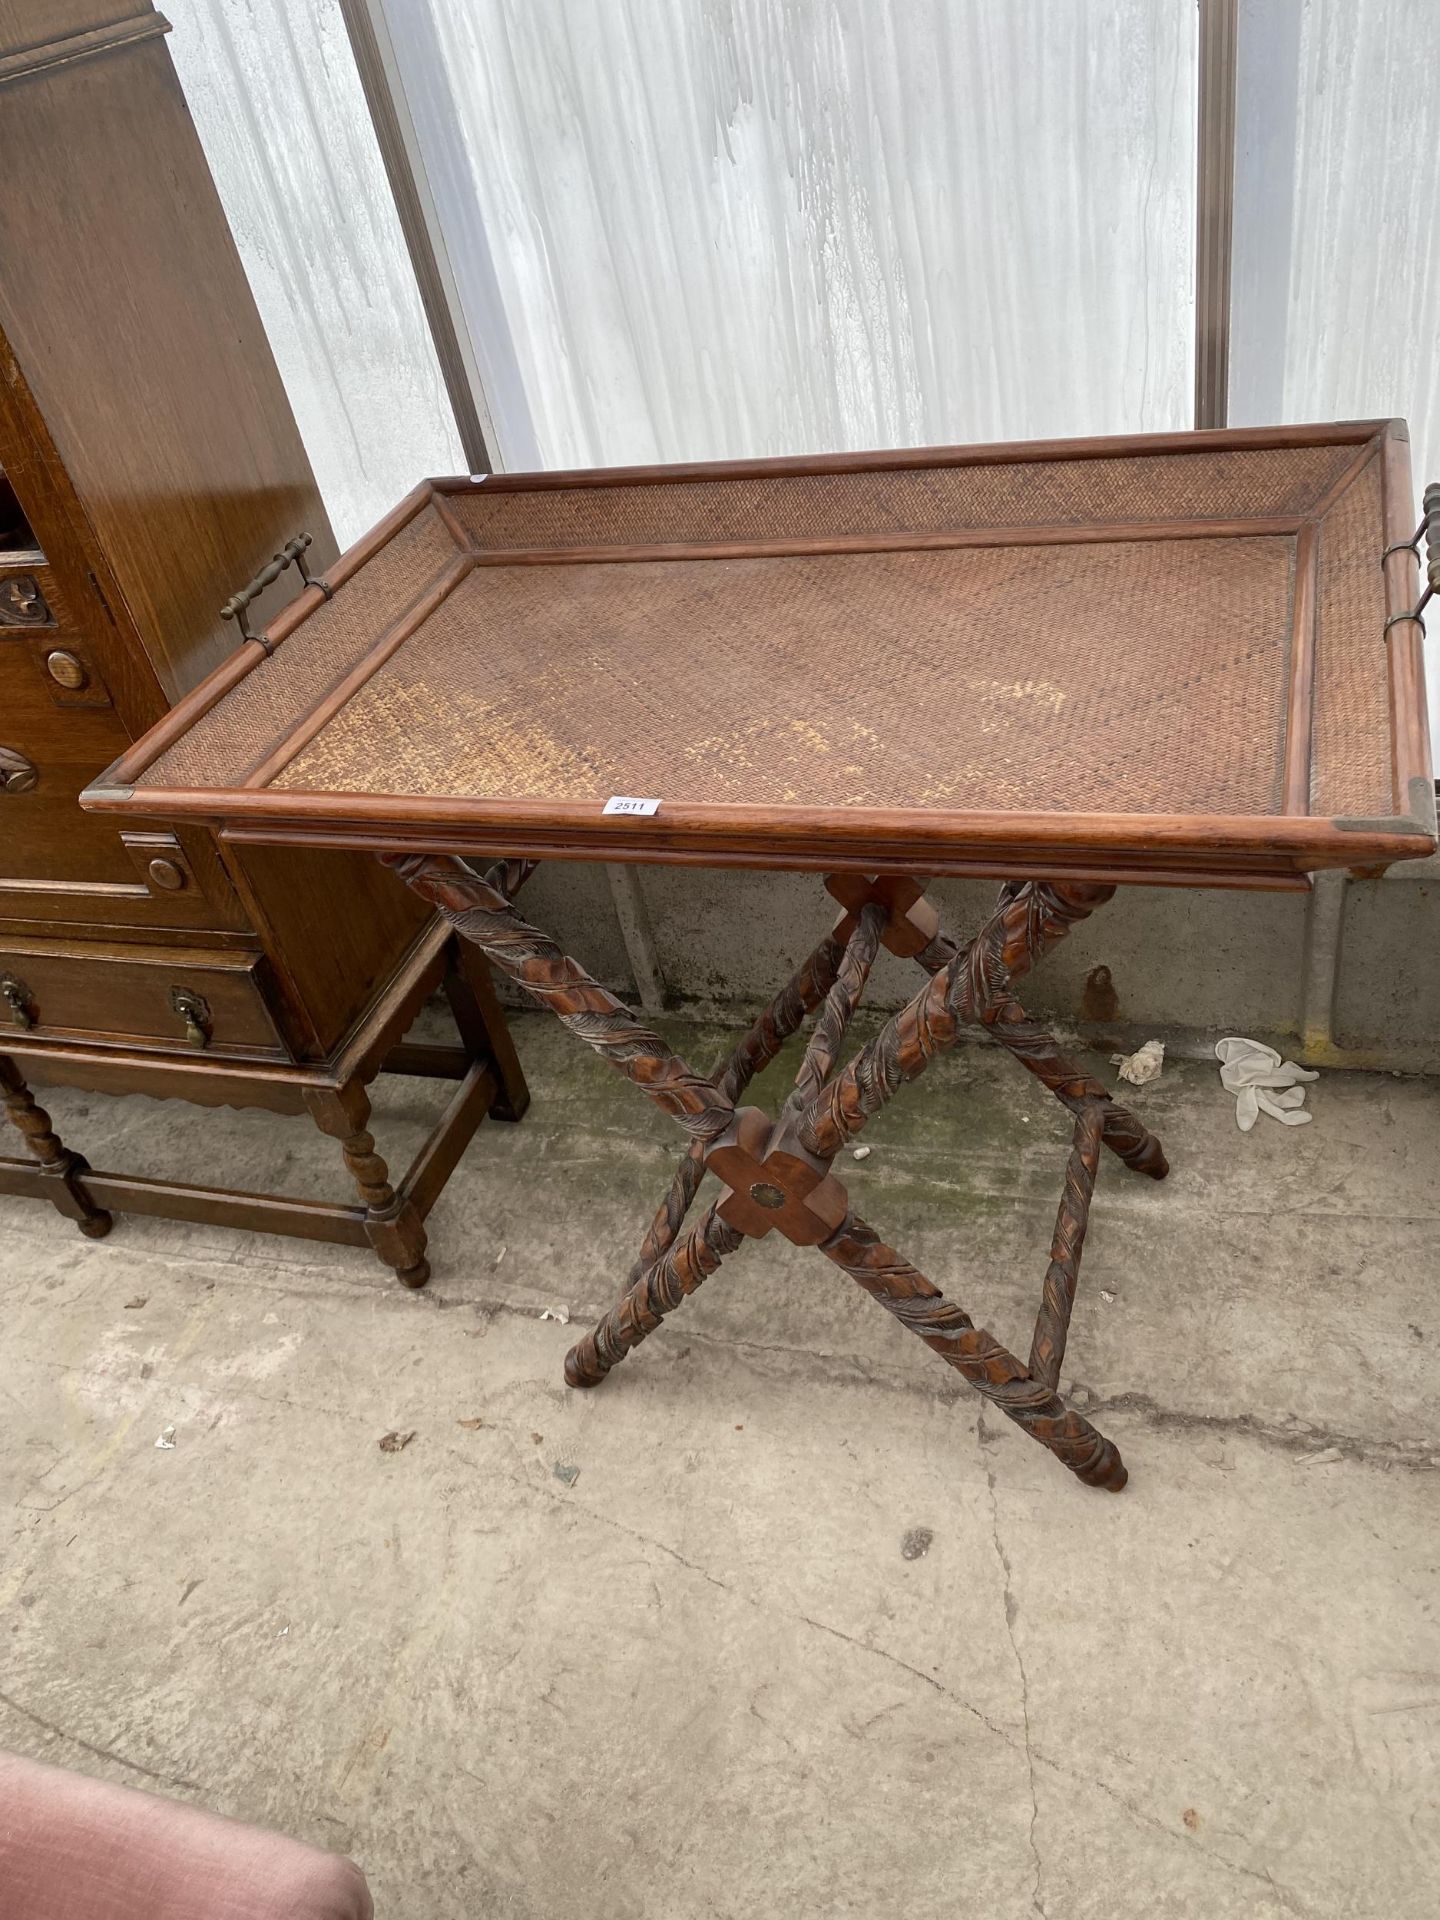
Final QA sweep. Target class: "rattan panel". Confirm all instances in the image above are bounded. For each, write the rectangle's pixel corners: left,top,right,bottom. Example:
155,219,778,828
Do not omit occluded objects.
140,504,463,789
449,445,1355,554
273,536,1297,817
1309,456,1393,817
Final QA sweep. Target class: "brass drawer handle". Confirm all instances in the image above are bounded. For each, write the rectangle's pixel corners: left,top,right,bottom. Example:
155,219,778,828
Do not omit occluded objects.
1,973,35,1029
169,986,212,1049
0,746,38,794
0,575,51,628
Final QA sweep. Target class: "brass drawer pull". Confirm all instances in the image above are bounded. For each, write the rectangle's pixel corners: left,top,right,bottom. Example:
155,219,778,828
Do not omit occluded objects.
1,973,35,1029
169,986,212,1049
45,648,88,690
1,746,38,794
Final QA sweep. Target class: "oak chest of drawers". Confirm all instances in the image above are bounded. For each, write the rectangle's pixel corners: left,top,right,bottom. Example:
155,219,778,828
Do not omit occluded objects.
0,1,526,1276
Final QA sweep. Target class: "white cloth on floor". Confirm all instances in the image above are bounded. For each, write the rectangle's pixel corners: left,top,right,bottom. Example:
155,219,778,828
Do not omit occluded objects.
1215,1036,1318,1132
1112,1038,1165,1086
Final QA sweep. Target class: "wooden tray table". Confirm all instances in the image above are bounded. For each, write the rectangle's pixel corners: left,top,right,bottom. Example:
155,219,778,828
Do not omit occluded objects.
83,422,1436,1489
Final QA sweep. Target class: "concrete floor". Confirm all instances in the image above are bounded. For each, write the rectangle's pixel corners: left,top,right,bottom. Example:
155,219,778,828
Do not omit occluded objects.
2,1009,1438,1918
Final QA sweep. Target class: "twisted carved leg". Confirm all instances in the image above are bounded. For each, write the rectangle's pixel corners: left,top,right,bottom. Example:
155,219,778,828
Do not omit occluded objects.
0,1056,112,1239
797,879,1165,1176
565,1202,745,1387
1028,1103,1103,1392
305,1080,430,1287
915,919,1166,1179
383,855,1168,1489
384,855,733,1144
627,929,845,1289
818,1209,1126,1489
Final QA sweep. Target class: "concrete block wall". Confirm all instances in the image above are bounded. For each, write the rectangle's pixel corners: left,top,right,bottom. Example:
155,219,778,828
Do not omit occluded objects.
1333,866,1440,1063
491,855,1440,1074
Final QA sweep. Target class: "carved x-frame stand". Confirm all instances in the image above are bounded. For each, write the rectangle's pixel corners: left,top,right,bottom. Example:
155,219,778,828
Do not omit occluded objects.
387,855,1168,1490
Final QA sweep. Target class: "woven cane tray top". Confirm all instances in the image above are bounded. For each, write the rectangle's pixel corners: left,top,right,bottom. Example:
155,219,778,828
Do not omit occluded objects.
87,423,1434,889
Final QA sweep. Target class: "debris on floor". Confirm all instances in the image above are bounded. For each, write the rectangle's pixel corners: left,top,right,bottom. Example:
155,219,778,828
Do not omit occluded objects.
456,1417,485,1431
1215,1036,1318,1131
900,1527,933,1560
154,1424,176,1450
123,1295,147,1310
1112,1038,1165,1085
539,1304,571,1325
552,1462,580,1488
378,1430,416,1454
851,1144,872,1160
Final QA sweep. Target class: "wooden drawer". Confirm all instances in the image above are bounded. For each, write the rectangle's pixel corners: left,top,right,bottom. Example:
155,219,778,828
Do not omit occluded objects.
1,550,115,715
1,619,248,936
0,938,289,1061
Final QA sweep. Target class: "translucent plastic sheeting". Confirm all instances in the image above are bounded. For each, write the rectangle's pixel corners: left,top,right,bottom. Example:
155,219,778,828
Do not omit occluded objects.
168,0,463,547
1233,0,1440,736
381,0,1200,469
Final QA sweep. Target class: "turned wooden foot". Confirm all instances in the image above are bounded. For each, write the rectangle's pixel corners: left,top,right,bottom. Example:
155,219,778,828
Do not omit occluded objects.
0,1056,112,1239
305,1081,429,1286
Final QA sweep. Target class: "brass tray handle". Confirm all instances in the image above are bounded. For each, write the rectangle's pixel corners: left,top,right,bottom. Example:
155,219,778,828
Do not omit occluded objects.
220,532,331,654
1382,481,1439,639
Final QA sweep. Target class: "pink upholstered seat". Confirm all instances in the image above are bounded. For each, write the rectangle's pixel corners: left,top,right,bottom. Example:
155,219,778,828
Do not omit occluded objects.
0,1750,373,1920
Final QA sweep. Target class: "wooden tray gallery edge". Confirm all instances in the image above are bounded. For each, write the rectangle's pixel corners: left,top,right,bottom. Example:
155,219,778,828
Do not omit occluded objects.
84,421,1436,892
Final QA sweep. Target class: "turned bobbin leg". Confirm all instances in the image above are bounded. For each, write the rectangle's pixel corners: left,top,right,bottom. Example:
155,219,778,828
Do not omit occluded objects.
305,1080,429,1287
0,1056,112,1239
